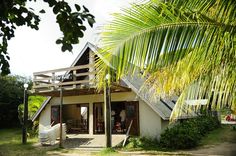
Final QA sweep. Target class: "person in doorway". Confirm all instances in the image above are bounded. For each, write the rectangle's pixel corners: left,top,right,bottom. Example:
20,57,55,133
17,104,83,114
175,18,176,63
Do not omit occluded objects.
119,109,126,132
111,110,116,131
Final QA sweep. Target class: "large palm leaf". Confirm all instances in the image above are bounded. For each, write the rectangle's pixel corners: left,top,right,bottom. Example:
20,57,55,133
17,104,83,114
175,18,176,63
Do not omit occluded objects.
97,0,236,120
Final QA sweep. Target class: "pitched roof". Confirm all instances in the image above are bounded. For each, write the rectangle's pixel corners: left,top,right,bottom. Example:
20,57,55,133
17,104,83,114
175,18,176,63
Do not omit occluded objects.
70,42,99,67
32,42,175,121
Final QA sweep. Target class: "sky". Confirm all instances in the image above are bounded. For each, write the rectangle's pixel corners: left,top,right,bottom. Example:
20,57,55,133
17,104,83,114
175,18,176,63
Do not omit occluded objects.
8,0,136,77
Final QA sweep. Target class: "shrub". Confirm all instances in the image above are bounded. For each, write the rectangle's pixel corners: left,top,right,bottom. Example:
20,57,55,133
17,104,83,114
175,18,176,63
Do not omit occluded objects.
99,148,117,155
160,115,220,149
125,137,159,150
27,120,39,138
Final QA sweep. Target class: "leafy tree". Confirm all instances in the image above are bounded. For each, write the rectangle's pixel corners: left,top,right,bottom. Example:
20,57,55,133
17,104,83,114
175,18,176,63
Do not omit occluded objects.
97,0,236,120
18,95,46,134
0,75,30,127
0,0,95,75
18,95,46,121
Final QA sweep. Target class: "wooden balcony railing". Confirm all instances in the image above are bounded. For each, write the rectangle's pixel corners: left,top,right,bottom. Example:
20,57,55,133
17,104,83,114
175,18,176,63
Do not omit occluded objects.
32,64,96,93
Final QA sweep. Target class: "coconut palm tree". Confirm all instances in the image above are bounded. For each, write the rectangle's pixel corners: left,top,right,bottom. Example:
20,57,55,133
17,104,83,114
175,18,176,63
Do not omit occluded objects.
96,0,236,120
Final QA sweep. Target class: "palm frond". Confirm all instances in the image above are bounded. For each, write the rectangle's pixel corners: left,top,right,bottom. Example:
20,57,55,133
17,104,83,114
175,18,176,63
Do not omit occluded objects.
97,0,236,120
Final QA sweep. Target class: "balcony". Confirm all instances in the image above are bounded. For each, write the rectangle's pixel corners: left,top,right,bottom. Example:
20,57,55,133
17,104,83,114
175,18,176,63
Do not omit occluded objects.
32,64,131,97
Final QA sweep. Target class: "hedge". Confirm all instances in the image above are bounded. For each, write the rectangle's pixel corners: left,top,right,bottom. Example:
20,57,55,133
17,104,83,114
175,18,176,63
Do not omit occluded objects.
160,115,220,149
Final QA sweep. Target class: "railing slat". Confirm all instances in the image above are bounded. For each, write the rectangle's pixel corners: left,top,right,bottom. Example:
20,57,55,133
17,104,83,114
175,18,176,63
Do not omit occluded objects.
33,64,94,76
36,74,51,78
75,71,97,77
33,77,52,81
32,64,97,93
33,80,91,89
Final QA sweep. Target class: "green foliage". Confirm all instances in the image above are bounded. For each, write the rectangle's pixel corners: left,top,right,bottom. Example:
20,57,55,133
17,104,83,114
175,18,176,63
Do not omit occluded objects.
0,0,95,75
97,0,236,120
0,128,48,156
160,115,220,149
125,137,160,150
98,148,118,156
0,75,30,128
18,95,46,119
18,96,46,136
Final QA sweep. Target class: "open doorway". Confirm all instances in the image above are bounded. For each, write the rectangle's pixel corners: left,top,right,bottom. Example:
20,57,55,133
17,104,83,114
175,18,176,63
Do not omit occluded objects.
62,104,89,134
92,101,139,135
111,102,126,134
111,101,139,135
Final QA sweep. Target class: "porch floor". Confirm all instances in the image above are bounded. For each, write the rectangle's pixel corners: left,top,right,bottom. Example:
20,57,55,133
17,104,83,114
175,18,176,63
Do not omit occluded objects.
63,134,126,148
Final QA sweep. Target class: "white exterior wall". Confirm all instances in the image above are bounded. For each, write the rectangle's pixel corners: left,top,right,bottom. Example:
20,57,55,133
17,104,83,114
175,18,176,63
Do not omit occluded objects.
139,99,163,140
161,119,169,131
39,102,51,133
38,91,167,138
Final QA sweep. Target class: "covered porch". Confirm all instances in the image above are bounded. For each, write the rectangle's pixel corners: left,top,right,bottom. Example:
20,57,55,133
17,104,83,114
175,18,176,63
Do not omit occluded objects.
32,64,134,131
34,134,126,148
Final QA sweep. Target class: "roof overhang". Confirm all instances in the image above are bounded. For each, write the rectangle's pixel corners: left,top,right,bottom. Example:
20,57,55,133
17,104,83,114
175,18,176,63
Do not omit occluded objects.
32,84,131,97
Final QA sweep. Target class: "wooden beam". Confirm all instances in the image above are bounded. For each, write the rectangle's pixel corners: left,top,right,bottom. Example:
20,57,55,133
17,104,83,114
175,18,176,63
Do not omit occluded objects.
51,72,55,91
32,87,99,97
33,80,91,89
73,70,77,89
111,83,130,91
33,77,52,81
34,81,51,84
59,88,63,148
36,74,51,78
75,71,97,77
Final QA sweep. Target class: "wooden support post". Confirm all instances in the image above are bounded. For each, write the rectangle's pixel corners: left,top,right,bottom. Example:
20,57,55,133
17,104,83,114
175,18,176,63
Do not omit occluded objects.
73,70,76,89
51,72,55,90
104,78,112,147
22,88,28,144
59,87,63,148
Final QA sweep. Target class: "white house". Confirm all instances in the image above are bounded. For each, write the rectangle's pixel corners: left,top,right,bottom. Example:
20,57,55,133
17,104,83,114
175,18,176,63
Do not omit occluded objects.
32,42,177,140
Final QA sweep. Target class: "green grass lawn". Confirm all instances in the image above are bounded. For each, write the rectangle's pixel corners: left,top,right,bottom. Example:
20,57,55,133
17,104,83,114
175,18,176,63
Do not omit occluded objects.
0,125,235,156
0,128,185,156
200,125,236,146
0,128,49,156
0,128,117,156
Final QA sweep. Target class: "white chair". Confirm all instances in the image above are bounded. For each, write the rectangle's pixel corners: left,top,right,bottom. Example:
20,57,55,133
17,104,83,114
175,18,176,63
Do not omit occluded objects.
39,123,66,145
